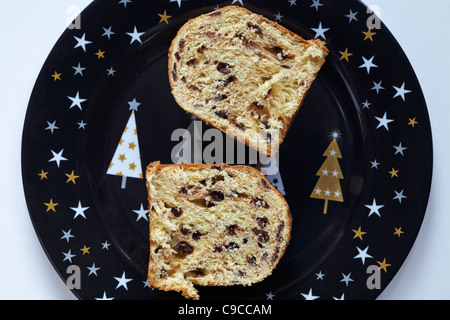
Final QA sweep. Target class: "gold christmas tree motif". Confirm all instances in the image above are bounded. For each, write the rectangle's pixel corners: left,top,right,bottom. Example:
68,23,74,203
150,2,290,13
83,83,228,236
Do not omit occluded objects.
310,138,344,214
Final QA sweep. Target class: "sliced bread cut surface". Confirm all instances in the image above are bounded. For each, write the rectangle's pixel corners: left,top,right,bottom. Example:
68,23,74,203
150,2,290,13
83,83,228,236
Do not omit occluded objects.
169,6,328,156
146,161,292,299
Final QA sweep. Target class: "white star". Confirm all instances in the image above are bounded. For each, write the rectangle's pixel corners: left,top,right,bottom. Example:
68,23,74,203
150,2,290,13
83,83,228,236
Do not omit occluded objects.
73,33,92,52
340,273,354,286
114,271,133,290
322,168,329,176
106,67,117,76
128,98,141,111
314,187,322,195
370,159,380,169
61,229,74,243
170,0,184,8
70,201,90,219
311,22,330,40
301,288,319,300
62,249,76,263
333,293,345,300
375,112,394,131
361,100,371,109
118,0,132,7
334,190,341,198
77,120,87,129
266,291,275,300
315,271,325,280
68,91,87,110
353,246,373,265
359,56,378,74
95,291,114,300
371,81,385,94
102,26,115,39
345,9,358,22
49,149,68,168
72,63,86,76
365,198,384,217
393,82,412,101
87,262,101,276
274,12,283,22
45,121,59,134
393,142,407,156
231,0,244,5
310,0,323,11
133,203,148,221
393,189,407,203
126,26,145,44
101,240,111,250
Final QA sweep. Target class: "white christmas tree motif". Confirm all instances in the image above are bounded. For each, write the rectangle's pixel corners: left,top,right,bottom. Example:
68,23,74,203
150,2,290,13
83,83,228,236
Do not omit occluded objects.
107,110,143,188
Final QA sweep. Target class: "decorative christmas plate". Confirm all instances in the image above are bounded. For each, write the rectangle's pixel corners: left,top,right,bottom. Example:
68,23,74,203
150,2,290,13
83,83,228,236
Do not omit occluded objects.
21,0,432,300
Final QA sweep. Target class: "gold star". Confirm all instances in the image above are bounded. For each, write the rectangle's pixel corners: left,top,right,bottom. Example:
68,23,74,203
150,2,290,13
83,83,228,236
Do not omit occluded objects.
38,170,48,180
394,227,404,237
116,171,124,176
118,154,126,162
80,245,91,255
408,117,418,128
339,48,353,62
109,162,114,169
65,170,79,184
352,226,366,240
363,29,376,41
128,141,136,150
389,168,399,178
51,71,62,81
95,49,105,59
119,138,124,145
44,198,58,212
129,162,137,171
158,10,172,24
377,258,391,273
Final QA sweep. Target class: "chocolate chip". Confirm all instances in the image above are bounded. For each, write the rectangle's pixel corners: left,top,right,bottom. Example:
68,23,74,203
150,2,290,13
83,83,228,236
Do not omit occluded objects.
197,45,207,54
179,38,185,50
160,267,167,278
171,207,182,217
200,179,207,186
224,242,240,250
193,103,203,108
262,121,270,129
209,11,222,16
181,76,187,82
236,123,245,131
237,270,246,277
214,94,228,101
251,197,266,208
261,178,270,189
179,187,188,195
217,62,232,74
247,256,257,266
188,84,202,92
261,252,269,260
180,226,191,235
252,228,270,243
192,231,202,240
256,217,268,228
213,245,223,252
276,222,285,242
186,58,197,66
247,22,262,34
174,52,181,61
271,247,281,263
210,190,225,202
172,69,177,81
226,224,238,235
176,241,193,254
211,165,222,171
215,110,228,119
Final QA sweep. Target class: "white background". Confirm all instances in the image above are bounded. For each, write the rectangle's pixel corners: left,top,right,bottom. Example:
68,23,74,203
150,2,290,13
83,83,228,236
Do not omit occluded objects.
0,0,449,300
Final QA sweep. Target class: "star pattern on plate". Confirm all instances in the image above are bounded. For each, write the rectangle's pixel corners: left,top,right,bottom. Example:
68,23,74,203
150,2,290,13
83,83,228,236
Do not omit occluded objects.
22,0,431,301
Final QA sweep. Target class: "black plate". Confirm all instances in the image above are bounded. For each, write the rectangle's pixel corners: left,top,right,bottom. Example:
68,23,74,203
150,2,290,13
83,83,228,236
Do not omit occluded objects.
22,0,432,300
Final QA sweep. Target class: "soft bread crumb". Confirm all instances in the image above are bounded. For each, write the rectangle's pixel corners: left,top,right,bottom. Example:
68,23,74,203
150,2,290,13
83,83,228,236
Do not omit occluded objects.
146,161,292,299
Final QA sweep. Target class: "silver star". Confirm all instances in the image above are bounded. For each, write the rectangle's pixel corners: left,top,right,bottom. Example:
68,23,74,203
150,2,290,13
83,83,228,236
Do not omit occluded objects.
72,63,86,76
266,291,275,300
375,112,394,131
353,246,373,265
95,291,114,300
49,149,68,168
77,120,87,129
301,288,319,300
102,26,115,39
315,271,325,280
310,0,323,11
62,249,76,263
288,0,297,6
371,81,385,94
365,198,384,217
359,55,378,74
106,66,117,76
61,229,74,243
132,203,148,221
311,22,330,40
87,263,101,276
231,0,244,5
118,0,132,7
370,159,380,169
393,82,411,101
73,33,92,52
67,91,87,110
274,12,283,22
45,121,59,134
70,201,90,219
393,142,407,156
101,240,111,250
114,271,133,290
345,9,358,22
361,99,371,109
393,190,407,203
126,26,145,44
340,273,354,286
170,0,184,8
128,98,141,111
